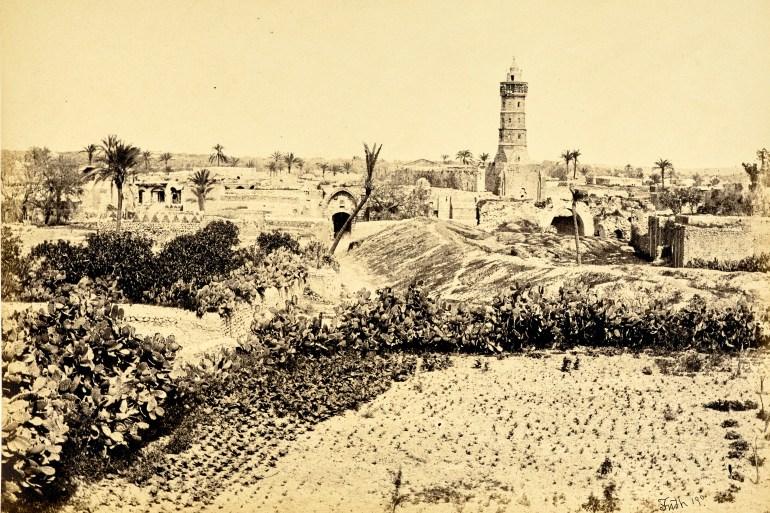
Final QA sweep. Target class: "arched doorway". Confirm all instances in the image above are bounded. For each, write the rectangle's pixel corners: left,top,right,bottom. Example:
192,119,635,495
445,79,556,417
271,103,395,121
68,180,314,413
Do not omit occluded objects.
332,212,351,236
550,215,584,236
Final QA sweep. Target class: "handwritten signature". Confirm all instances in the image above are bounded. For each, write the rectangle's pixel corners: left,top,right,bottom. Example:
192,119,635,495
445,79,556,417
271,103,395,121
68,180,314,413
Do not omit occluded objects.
658,495,707,510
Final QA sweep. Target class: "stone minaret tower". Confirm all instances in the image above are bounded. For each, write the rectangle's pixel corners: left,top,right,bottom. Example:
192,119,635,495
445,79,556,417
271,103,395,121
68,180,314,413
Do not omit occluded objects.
494,56,530,167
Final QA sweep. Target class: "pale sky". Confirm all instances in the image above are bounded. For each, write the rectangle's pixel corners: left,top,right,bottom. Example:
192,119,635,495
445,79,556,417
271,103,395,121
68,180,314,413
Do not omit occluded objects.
1,0,769,168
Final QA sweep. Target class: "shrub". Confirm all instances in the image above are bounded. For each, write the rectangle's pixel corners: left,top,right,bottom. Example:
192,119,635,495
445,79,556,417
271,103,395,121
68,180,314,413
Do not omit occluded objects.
81,232,156,302
1,278,180,508
195,249,308,318
1,227,31,300
705,400,759,412
155,221,241,290
257,230,301,255
688,253,770,273
26,232,155,303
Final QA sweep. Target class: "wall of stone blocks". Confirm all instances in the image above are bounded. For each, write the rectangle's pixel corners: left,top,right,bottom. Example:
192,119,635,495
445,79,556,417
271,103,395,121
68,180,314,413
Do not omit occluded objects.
676,223,770,268
222,280,305,340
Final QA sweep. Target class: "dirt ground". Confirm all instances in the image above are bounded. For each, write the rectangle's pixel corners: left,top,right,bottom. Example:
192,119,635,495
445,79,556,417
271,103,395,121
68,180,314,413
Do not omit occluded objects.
65,351,769,513
13,219,770,512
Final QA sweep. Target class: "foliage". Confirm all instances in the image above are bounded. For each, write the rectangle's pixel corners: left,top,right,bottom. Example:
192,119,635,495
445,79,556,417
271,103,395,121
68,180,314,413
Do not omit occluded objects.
658,187,703,214
30,156,84,225
688,253,770,273
25,232,155,303
195,249,307,318
257,230,301,255
1,227,30,299
302,239,340,271
1,279,180,508
251,282,767,356
92,134,143,233
743,162,760,191
704,399,758,412
189,169,216,211
154,220,241,293
698,188,752,216
368,182,432,221
208,144,228,166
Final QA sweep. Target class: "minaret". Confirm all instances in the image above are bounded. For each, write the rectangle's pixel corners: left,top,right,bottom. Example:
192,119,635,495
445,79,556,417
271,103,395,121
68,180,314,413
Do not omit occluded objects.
494,56,530,166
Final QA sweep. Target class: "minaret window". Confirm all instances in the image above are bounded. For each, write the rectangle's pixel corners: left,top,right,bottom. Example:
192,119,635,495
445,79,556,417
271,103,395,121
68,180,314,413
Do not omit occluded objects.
518,102,521,107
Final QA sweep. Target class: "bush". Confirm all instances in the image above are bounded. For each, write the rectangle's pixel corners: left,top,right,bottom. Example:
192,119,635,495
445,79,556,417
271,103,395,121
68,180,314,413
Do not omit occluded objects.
1,278,181,508
257,230,301,255
195,249,308,318
154,221,241,293
25,232,155,303
1,227,31,300
251,281,767,357
688,253,770,273
82,232,156,302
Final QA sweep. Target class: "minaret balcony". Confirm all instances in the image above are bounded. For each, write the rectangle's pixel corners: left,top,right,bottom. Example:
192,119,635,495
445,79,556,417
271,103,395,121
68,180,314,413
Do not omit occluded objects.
499,83,528,95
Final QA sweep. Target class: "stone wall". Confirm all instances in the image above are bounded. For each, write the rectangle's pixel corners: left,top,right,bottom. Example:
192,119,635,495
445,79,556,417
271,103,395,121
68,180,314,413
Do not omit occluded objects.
674,218,770,267
629,214,770,267
390,166,484,192
306,268,341,301
223,280,305,339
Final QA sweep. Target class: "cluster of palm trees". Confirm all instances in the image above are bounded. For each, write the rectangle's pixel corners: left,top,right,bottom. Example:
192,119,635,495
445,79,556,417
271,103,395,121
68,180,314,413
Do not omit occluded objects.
559,149,582,180
451,150,490,166
266,151,305,176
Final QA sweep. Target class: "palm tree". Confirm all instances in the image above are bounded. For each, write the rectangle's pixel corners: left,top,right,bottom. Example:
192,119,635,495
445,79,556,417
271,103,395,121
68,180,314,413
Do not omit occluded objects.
283,152,298,174
570,149,582,180
569,185,586,266
245,159,256,168
295,158,305,171
440,154,450,164
93,134,141,233
478,153,490,166
342,161,353,173
209,144,228,167
159,152,173,172
267,161,278,176
329,142,382,254
190,168,217,211
142,150,153,171
318,162,329,177
229,157,241,167
81,144,98,165
653,159,673,189
456,150,473,165
560,150,572,180
331,164,341,176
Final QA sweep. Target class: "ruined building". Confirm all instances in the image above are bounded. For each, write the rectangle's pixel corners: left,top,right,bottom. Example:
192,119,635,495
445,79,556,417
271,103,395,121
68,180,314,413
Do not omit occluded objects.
487,56,542,200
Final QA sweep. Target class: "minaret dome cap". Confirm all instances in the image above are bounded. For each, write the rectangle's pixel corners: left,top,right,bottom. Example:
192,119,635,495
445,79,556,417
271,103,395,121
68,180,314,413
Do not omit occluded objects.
507,56,523,82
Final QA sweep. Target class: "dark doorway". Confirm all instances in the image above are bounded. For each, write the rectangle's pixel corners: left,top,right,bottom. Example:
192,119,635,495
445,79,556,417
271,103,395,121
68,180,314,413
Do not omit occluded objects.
332,212,351,235
551,215,584,236
614,229,625,239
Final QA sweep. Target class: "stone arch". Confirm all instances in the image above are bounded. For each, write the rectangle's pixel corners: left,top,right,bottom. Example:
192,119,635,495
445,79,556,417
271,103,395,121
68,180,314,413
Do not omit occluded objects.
332,212,352,236
539,204,594,237
327,188,359,236
325,188,358,210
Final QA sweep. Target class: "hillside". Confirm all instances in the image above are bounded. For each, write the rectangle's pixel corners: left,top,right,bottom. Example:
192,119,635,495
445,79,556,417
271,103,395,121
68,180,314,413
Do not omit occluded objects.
338,218,770,312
